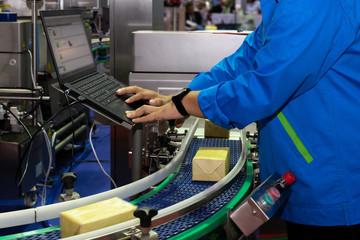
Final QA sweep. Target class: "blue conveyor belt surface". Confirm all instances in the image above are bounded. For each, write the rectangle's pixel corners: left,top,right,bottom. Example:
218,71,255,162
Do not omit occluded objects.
143,138,245,239
137,138,242,209
15,138,245,240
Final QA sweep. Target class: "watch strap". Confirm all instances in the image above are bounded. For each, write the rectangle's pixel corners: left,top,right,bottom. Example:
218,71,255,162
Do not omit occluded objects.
172,88,191,117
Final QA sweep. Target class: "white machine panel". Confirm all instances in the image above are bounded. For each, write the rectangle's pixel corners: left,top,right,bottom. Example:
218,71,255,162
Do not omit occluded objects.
129,72,196,95
133,30,250,73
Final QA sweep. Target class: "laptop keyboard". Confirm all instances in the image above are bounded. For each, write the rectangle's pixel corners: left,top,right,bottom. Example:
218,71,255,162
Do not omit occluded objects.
74,74,122,106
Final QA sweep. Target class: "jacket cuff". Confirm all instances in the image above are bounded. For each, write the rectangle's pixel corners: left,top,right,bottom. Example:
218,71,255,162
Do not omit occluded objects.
198,85,233,130
187,72,213,91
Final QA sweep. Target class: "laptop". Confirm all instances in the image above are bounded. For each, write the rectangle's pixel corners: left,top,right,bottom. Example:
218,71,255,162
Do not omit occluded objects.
40,9,142,130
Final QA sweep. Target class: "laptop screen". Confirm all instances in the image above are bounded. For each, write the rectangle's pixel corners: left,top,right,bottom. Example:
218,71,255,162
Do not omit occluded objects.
41,10,97,84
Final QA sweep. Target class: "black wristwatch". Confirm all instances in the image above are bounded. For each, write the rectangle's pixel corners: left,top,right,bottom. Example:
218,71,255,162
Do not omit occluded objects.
171,88,191,117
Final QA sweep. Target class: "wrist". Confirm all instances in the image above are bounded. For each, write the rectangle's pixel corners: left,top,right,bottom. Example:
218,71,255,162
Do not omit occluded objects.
171,88,191,117
165,95,172,104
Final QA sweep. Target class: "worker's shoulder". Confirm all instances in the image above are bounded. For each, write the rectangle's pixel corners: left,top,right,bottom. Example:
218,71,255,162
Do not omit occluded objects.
280,0,359,32
337,0,360,31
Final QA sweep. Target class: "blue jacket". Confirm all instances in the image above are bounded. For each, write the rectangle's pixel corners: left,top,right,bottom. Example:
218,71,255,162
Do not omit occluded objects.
188,0,360,226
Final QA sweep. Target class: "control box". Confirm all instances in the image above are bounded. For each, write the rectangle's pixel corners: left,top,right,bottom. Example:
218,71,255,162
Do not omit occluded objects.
230,172,296,236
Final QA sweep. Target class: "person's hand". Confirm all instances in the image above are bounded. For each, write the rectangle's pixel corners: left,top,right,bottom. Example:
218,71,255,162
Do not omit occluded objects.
117,86,188,127
125,101,184,124
116,86,171,106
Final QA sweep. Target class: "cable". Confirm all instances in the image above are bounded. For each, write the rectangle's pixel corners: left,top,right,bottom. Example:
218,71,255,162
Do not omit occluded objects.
16,100,80,186
39,100,80,131
2,98,80,142
17,139,33,186
94,54,110,63
40,125,53,206
89,121,117,188
17,111,46,188
6,94,81,189
39,126,105,184
1,100,74,187
64,90,76,172
27,50,36,88
40,125,108,183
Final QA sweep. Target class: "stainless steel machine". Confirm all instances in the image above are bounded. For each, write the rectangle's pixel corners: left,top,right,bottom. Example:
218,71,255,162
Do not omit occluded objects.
0,0,101,206
0,4,49,206
0,20,32,89
130,30,249,94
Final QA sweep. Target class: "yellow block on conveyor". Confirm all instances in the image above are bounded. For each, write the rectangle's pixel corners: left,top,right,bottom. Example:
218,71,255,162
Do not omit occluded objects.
60,197,137,238
192,147,230,182
204,119,230,139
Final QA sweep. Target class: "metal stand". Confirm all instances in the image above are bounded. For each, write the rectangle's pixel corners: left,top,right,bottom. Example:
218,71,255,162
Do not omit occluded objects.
172,7,178,31
29,0,40,85
28,0,41,125
132,123,143,182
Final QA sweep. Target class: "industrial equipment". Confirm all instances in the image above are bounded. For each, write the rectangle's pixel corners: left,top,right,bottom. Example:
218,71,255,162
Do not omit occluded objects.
0,126,50,207
0,0,93,207
0,119,254,239
0,20,32,89
130,30,249,95
229,171,296,237
0,1,49,206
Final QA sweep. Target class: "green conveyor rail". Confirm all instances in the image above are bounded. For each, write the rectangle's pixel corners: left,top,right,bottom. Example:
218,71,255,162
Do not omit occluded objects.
0,225,60,240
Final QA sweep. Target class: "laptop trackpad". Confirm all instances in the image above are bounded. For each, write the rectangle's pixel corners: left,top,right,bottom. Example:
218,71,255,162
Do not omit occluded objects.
108,97,144,112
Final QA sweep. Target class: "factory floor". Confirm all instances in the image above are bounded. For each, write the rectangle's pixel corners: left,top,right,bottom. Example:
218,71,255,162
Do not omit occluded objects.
0,120,113,237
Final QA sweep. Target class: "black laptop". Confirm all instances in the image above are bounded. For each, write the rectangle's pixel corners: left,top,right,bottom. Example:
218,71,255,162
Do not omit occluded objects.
40,9,142,130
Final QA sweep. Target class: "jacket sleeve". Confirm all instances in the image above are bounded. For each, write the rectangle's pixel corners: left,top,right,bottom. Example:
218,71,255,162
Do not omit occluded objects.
187,24,263,91
194,0,355,129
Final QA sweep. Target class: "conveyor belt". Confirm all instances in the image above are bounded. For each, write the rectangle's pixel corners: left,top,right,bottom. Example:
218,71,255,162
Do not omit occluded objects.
1,137,252,240
137,138,245,239
137,139,241,209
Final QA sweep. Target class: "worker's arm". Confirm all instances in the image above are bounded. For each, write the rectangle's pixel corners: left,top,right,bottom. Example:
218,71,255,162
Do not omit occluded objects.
124,91,204,124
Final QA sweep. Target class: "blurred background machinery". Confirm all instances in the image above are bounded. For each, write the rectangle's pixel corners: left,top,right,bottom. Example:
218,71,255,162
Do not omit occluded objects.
0,0,103,206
